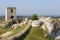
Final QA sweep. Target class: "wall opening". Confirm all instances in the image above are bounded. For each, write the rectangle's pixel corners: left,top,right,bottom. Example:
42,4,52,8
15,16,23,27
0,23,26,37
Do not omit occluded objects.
11,9,13,13
10,16,14,19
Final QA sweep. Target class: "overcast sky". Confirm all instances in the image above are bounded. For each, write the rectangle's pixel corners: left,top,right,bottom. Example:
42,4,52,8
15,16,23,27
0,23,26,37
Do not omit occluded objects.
0,0,60,16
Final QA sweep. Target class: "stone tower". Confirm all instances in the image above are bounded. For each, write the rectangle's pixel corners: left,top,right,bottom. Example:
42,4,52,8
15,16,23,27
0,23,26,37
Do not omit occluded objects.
5,7,16,21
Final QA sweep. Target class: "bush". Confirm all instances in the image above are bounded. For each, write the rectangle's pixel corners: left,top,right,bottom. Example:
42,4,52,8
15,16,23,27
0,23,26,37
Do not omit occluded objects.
31,14,38,20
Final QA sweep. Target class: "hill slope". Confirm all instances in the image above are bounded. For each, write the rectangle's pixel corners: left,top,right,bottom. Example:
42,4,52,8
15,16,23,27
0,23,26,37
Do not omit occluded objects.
24,27,53,40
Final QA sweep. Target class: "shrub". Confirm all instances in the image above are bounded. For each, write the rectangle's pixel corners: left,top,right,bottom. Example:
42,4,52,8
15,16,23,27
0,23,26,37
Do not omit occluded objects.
31,14,38,20
5,19,17,28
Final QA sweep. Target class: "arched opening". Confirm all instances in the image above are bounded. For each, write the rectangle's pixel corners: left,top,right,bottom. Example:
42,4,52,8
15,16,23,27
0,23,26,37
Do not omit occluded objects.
10,16,14,19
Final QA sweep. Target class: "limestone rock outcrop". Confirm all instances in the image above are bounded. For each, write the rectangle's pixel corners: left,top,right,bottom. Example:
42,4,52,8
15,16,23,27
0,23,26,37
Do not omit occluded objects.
12,23,20,29
39,17,54,35
31,20,41,27
23,18,28,24
39,17,60,40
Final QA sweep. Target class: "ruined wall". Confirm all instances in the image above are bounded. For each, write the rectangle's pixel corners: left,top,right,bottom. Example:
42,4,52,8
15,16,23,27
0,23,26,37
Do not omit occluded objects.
5,7,16,21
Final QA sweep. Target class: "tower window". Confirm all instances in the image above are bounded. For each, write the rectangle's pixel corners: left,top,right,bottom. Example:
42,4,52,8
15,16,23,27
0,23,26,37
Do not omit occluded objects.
11,9,13,13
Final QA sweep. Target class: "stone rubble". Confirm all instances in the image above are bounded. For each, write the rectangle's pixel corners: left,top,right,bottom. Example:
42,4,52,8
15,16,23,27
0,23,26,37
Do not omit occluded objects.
12,18,29,29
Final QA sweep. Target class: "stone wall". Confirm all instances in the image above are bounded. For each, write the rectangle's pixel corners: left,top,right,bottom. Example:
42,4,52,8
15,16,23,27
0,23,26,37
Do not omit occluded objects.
5,21,31,40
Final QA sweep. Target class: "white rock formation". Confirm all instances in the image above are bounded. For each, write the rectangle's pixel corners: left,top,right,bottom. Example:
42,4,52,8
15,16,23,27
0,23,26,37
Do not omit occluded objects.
55,35,60,40
50,23,60,39
31,20,41,27
39,17,60,40
23,18,28,24
39,17,53,23
33,17,60,39
39,17,54,35
20,23,23,26
12,24,20,29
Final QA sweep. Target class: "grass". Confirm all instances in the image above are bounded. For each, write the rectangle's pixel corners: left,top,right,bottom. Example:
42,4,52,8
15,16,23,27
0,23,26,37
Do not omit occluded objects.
0,24,26,40
24,27,53,40
7,24,26,37
0,25,15,35
13,24,26,35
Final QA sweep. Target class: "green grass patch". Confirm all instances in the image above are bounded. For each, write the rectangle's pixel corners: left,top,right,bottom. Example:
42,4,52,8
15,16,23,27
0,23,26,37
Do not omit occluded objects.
13,24,26,35
8,24,26,37
0,26,13,35
0,24,27,39
24,27,53,40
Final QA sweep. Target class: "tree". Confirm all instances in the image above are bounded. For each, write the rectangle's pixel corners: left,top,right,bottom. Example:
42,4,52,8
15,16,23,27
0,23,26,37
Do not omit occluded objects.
31,14,38,20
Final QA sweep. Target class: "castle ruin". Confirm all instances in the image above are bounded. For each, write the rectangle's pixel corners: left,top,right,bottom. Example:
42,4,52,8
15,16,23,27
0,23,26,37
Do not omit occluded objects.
5,7,16,21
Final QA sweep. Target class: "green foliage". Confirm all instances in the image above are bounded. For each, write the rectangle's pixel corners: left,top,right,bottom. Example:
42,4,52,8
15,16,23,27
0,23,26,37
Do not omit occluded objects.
17,17,25,23
5,19,17,28
31,14,38,20
0,17,5,21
